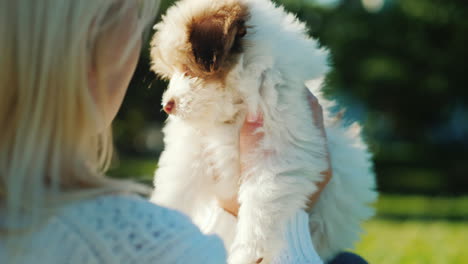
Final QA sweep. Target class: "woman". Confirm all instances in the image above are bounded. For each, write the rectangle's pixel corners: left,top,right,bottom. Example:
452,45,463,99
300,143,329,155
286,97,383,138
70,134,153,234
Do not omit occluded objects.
1,1,224,263
0,0,362,263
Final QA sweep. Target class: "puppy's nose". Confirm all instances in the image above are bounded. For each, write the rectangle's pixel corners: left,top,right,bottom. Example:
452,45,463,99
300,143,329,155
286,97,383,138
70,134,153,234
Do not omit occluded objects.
163,99,176,114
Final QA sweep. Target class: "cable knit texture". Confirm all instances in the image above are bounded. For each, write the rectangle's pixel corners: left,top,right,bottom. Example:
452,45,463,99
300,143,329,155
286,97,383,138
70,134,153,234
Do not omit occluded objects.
200,205,323,264
1,195,226,264
271,210,323,264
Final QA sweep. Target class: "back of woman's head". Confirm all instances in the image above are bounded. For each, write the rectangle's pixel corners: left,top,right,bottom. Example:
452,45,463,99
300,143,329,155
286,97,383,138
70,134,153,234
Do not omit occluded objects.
0,0,159,234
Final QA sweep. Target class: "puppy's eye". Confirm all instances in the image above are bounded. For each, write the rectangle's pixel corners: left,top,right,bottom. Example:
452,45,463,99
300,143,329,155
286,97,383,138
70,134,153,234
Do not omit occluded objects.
236,20,247,38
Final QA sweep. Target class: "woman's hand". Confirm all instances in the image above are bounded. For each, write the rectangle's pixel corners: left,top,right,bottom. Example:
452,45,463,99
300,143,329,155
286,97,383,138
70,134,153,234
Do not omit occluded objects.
218,90,332,216
217,112,264,217
305,91,332,210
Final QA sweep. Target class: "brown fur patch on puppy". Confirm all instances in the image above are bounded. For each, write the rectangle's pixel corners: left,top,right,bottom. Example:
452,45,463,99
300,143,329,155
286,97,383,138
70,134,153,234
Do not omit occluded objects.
186,3,249,80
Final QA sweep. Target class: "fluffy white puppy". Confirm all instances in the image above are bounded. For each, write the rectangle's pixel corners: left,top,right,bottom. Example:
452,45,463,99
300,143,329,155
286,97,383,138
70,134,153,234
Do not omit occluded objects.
150,0,377,262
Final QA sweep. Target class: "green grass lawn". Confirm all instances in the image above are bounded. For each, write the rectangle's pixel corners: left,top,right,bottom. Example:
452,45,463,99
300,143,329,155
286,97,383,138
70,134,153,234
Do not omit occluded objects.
109,157,468,263
356,220,468,264
355,195,468,264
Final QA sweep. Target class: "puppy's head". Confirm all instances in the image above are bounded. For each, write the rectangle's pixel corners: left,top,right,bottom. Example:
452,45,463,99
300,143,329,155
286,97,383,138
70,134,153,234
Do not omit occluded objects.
151,0,329,123
188,5,247,75
151,0,249,122
151,0,248,79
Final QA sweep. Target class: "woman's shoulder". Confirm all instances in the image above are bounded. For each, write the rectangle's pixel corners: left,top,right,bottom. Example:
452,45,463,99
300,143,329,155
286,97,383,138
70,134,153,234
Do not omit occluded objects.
60,194,191,228
58,194,206,244
56,194,226,263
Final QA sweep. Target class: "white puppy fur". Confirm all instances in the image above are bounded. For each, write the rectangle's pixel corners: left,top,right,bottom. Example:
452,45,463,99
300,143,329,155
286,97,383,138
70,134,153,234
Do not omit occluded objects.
150,0,377,262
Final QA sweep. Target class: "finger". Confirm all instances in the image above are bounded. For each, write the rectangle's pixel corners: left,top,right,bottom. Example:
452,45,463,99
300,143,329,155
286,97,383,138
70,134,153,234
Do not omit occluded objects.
246,111,262,123
218,197,240,217
246,111,264,125
305,89,333,211
241,111,264,136
306,90,325,136
240,111,265,176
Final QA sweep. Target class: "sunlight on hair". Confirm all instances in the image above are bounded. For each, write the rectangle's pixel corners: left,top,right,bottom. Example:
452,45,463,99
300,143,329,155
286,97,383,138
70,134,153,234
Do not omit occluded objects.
0,1,159,260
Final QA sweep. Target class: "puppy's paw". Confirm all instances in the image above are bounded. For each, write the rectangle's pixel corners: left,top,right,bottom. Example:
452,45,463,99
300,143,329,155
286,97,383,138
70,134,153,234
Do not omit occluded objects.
228,243,265,264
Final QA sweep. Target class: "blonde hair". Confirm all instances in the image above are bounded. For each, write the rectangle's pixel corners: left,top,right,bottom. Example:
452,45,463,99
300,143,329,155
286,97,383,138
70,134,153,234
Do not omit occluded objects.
0,0,159,237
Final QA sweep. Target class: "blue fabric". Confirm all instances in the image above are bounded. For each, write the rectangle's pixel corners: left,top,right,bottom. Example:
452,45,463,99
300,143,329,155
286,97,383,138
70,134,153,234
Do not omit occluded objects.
327,252,368,264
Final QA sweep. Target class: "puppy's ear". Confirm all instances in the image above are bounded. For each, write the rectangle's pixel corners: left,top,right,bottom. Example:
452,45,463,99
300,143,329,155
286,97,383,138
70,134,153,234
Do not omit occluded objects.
188,5,248,73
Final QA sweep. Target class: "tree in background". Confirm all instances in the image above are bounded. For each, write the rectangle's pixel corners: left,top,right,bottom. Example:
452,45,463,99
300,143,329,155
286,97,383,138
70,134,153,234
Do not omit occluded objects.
115,0,468,195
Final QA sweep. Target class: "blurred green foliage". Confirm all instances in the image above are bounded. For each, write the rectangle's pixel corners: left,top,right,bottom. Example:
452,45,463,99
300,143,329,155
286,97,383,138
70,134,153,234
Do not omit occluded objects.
302,0,468,195
377,195,468,221
108,157,157,185
114,0,468,195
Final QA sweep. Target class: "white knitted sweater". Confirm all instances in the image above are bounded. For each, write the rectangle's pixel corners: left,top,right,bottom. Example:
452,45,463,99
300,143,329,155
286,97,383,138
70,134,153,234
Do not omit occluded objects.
1,195,322,263
1,195,226,263
200,204,323,264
